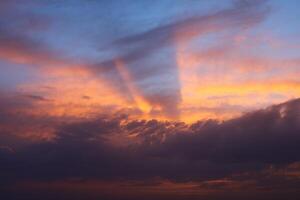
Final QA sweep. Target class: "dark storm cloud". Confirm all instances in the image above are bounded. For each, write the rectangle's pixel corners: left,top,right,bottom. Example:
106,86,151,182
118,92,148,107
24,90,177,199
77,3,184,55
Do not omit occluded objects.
150,98,300,164
1,98,300,187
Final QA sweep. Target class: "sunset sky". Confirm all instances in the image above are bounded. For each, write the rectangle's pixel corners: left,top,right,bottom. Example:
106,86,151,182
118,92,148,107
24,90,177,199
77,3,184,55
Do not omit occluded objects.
1,0,300,200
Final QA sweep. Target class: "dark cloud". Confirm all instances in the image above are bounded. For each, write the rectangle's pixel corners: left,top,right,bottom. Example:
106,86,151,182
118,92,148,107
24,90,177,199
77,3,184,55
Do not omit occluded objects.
151,99,300,164
22,94,51,102
1,98,300,200
0,92,63,143
82,95,91,100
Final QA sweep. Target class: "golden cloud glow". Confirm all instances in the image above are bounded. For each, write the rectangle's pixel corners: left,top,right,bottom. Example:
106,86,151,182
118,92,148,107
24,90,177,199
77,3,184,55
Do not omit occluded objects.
176,38,300,123
115,60,152,114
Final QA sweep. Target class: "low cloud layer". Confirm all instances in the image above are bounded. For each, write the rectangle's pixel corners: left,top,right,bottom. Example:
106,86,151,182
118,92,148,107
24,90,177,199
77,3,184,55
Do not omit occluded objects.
1,96,300,199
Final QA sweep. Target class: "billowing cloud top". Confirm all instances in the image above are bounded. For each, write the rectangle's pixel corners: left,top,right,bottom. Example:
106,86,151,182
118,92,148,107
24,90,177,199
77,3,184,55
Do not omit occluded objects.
1,0,300,199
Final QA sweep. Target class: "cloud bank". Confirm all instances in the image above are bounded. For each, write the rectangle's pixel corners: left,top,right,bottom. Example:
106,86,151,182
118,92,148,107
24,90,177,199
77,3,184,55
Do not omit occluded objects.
1,95,300,199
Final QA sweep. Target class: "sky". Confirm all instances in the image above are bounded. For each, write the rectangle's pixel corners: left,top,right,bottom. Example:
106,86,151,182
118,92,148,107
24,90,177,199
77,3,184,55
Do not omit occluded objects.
1,0,300,200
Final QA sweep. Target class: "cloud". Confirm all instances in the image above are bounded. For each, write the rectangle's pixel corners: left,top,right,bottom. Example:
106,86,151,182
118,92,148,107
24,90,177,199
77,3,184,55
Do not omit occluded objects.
112,0,270,50
1,97,300,198
0,0,274,120
154,98,300,164
1,1,300,199
91,0,271,119
0,2,60,66
22,94,51,102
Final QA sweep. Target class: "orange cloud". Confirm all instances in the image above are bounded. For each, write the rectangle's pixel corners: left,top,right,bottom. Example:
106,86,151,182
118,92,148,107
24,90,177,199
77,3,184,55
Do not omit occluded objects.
115,60,152,114
175,36,300,122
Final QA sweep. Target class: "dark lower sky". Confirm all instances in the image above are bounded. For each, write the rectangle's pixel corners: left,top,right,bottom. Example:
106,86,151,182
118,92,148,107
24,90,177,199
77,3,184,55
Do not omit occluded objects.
1,0,300,199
